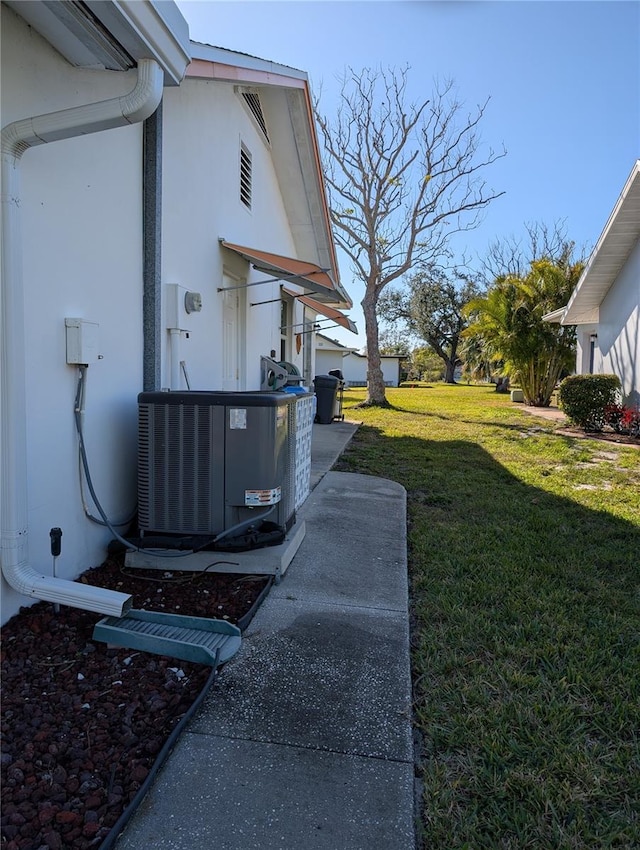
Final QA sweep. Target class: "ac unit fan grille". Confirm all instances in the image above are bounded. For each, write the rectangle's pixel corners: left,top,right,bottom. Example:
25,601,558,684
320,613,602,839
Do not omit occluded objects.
138,403,221,534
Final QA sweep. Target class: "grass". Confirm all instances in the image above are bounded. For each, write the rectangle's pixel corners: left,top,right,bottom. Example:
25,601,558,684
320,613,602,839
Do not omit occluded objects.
334,384,640,850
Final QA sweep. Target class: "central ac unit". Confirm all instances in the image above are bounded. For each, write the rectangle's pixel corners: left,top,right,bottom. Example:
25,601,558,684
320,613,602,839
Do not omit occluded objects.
137,391,300,540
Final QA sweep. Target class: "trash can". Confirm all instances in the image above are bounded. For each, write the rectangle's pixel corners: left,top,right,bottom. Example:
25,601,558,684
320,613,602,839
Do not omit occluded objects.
313,374,340,424
327,369,345,421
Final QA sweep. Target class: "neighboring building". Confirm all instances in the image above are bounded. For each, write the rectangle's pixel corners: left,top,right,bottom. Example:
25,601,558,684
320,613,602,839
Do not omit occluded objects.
0,1,354,623
315,333,359,375
545,160,640,405
315,334,401,387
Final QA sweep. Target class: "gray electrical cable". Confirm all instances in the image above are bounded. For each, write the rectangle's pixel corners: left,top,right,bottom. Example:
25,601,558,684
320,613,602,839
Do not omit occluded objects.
76,372,136,528
73,368,278,558
74,367,193,557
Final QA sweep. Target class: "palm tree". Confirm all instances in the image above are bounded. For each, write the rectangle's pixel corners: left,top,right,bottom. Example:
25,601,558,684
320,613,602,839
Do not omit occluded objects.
463,258,582,406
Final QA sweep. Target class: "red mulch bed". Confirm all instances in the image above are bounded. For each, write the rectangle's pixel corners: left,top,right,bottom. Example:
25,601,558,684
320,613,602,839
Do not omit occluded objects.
1,557,270,850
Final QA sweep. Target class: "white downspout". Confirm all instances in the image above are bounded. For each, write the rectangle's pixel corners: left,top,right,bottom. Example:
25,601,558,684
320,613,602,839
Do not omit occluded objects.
1,59,164,617
169,328,182,389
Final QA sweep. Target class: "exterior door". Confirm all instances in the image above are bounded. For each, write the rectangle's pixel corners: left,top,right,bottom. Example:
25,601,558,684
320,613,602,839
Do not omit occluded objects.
222,275,241,390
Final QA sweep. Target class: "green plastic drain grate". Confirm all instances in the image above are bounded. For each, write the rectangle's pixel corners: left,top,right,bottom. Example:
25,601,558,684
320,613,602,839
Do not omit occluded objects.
93,609,242,667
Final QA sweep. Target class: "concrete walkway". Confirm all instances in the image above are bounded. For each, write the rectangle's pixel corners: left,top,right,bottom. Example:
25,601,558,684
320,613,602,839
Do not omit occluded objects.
115,421,415,850
520,404,568,424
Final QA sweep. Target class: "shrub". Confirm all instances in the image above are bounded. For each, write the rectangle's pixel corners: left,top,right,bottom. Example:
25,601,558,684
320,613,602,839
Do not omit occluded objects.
558,374,621,431
604,403,625,432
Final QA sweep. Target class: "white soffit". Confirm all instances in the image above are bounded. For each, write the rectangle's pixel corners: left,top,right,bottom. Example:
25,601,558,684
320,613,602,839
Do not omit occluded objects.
5,0,190,85
189,41,308,81
563,161,640,325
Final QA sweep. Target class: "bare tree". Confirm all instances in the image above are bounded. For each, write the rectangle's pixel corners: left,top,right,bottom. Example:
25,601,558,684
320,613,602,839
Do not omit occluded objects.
479,220,583,284
315,67,505,406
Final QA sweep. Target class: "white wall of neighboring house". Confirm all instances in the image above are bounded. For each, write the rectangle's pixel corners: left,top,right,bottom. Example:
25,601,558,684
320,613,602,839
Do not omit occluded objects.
314,336,400,386
1,5,149,621
342,352,400,387
316,349,345,375
554,161,640,407
595,240,640,402
574,244,640,401
316,342,354,376
575,325,599,376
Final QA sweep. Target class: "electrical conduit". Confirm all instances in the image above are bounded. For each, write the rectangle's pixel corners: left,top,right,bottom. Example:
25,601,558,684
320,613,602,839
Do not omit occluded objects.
1,59,164,617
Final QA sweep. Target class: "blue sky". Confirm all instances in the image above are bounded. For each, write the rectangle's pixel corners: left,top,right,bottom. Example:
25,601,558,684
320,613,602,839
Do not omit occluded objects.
176,0,639,347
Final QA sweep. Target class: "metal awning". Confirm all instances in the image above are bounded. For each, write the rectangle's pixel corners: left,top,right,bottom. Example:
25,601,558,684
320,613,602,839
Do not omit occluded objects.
220,240,338,299
282,286,357,334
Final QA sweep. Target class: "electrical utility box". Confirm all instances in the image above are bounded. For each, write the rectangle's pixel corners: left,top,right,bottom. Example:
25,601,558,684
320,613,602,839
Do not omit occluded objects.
65,318,100,365
137,391,301,538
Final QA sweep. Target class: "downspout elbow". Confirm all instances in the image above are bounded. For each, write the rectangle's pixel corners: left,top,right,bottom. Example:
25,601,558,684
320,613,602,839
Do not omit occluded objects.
119,59,165,125
5,537,132,617
1,59,163,157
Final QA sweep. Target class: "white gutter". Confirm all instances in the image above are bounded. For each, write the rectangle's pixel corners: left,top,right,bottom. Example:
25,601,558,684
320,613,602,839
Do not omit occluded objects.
1,59,164,617
541,307,567,324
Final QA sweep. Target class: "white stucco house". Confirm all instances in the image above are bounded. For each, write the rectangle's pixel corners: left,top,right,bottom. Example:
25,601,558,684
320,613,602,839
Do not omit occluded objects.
545,160,640,406
315,334,401,387
161,41,354,392
0,0,355,624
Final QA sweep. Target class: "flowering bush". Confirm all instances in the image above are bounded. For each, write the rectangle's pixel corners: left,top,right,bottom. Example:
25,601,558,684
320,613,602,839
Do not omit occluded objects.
620,406,640,437
558,374,621,431
604,403,640,437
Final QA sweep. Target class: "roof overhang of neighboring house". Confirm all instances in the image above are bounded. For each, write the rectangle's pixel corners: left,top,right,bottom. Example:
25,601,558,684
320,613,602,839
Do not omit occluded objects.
315,332,359,353
282,286,357,334
4,0,191,85
345,351,400,361
187,42,352,310
544,160,640,326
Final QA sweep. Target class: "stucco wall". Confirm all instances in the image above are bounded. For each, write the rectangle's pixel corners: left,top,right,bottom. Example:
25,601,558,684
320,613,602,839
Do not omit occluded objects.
1,6,146,621
575,324,599,377
161,78,308,391
596,240,640,404
315,345,400,386
342,353,400,386
316,349,346,376
1,12,326,622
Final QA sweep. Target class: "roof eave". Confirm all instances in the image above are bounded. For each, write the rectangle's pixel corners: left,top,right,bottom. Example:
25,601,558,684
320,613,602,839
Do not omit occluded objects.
561,160,640,323
6,0,191,85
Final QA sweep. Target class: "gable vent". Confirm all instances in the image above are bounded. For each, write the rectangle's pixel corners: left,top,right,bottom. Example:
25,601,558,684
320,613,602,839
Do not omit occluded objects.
240,144,252,209
242,91,270,142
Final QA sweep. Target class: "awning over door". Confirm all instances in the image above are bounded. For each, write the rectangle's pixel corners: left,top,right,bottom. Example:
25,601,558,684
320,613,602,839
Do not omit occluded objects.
282,286,357,334
220,240,338,299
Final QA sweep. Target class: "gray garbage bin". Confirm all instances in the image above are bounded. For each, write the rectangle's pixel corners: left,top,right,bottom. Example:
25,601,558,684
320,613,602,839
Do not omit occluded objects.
313,374,340,424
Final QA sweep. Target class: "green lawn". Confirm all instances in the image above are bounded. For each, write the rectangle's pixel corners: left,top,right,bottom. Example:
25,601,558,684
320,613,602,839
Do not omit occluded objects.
335,385,640,850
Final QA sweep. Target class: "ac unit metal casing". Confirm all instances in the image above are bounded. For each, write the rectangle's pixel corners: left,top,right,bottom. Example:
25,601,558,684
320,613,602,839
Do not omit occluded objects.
137,391,300,537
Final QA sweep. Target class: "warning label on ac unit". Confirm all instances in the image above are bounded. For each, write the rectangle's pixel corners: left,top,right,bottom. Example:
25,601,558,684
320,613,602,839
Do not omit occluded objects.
229,408,247,429
245,487,281,506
